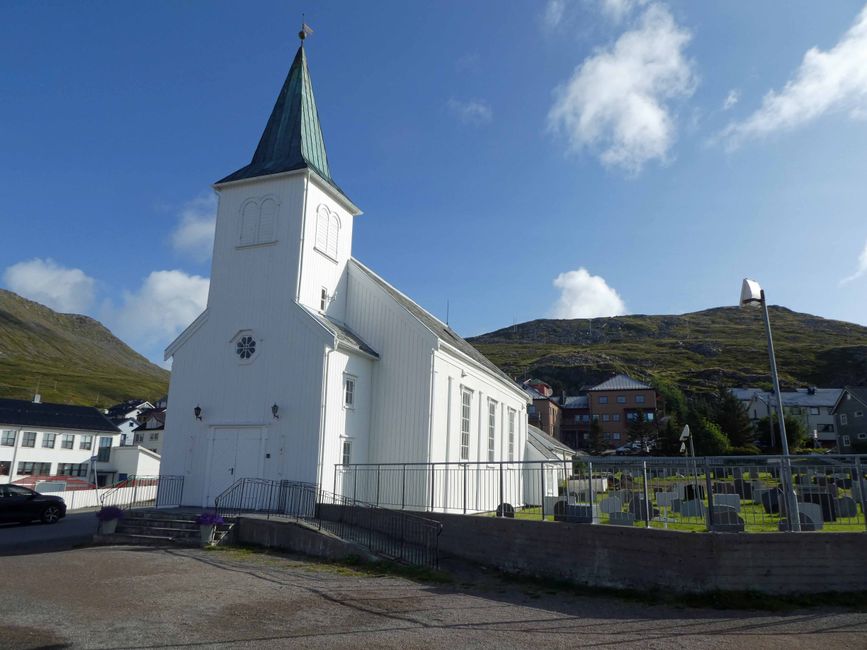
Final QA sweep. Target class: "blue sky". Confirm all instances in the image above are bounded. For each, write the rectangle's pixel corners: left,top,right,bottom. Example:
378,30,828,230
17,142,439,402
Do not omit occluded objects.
3,0,867,365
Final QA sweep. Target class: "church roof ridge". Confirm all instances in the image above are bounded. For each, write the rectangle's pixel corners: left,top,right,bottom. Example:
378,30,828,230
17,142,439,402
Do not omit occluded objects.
217,45,338,189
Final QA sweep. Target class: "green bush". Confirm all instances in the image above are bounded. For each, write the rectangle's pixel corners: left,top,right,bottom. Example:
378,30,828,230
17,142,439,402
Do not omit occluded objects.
726,445,761,456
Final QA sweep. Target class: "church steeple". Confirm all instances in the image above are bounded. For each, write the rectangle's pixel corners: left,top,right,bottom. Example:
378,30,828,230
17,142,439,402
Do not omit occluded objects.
218,45,334,186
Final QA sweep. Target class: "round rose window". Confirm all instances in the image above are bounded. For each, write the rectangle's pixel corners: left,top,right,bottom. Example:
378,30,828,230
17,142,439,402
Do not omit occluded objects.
236,335,256,359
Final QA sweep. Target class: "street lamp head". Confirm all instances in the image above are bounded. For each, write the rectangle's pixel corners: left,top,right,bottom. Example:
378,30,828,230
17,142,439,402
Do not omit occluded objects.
679,424,691,442
740,278,763,308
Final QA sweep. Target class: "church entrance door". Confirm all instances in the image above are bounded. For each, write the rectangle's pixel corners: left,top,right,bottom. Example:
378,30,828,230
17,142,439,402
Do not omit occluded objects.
205,427,264,507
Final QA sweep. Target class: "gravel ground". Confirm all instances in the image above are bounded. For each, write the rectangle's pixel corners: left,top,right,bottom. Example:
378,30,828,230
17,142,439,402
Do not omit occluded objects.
2,545,866,649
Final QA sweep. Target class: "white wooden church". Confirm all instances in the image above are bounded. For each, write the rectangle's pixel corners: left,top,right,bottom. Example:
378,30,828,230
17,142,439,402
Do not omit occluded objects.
161,41,529,508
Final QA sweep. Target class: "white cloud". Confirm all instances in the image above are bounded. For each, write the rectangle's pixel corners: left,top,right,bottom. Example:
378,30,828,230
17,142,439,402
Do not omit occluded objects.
3,258,96,314
106,270,209,355
446,98,493,125
721,5,867,145
543,0,566,30
600,0,647,23
551,268,628,318
841,239,867,285
170,193,217,263
548,3,696,174
723,89,740,111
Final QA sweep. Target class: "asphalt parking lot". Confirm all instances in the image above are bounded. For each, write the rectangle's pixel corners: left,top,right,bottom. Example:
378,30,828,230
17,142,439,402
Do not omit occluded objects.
2,545,866,649
0,509,97,554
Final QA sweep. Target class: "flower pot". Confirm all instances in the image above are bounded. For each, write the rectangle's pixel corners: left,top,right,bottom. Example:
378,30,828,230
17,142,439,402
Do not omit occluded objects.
200,524,216,546
99,519,118,535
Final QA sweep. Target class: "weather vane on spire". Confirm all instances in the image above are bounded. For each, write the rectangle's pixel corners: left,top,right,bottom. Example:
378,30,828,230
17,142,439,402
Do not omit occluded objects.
299,19,314,44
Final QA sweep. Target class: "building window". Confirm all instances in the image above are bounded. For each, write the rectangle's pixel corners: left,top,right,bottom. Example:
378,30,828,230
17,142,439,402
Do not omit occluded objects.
42,433,56,449
1,431,15,447
342,440,352,466
592,414,599,422
855,411,864,418
612,414,620,422
314,204,340,259
626,412,638,422
616,395,626,404
134,433,143,443
858,433,867,441
236,335,256,360
61,434,75,450
817,424,834,433
508,408,516,462
581,414,590,423
460,389,472,461
843,435,851,447
612,432,621,441
239,196,279,246
646,412,655,422
18,462,52,476
320,287,328,311
487,399,497,462
80,435,93,450
597,396,608,405
58,463,88,477
809,407,820,415
0,461,9,476
97,437,112,462
22,431,36,447
344,375,356,408
841,414,848,425
149,432,160,441
602,414,610,422
635,395,646,404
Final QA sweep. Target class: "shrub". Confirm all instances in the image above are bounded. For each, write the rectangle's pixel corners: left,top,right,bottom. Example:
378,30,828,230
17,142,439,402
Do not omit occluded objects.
96,506,124,522
195,511,225,526
727,445,761,456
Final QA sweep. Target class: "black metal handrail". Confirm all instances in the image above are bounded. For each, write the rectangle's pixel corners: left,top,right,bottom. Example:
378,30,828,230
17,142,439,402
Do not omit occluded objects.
99,475,184,510
214,478,443,568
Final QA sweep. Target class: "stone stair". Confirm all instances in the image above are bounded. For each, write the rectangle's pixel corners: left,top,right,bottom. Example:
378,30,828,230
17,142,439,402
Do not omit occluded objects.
96,509,236,547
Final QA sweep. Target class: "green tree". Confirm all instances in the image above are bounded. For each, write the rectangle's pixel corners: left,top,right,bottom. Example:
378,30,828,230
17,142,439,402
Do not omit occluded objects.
589,418,606,454
713,386,755,448
653,379,688,422
691,417,731,456
655,415,682,456
755,413,807,451
627,411,652,450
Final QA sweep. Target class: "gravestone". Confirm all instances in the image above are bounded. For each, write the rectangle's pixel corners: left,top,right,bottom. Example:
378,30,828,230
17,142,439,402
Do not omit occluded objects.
543,496,564,515
733,478,753,500
608,511,635,527
836,495,858,518
628,498,659,521
655,491,679,508
599,496,623,514
710,505,745,532
799,491,837,522
852,481,864,502
713,493,741,512
713,482,736,494
496,503,515,518
779,502,824,531
682,484,706,502
680,499,706,518
554,501,596,523
761,488,783,515
670,498,682,514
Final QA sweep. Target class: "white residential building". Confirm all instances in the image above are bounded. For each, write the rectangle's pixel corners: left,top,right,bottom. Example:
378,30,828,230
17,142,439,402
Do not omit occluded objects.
739,387,842,446
161,42,529,509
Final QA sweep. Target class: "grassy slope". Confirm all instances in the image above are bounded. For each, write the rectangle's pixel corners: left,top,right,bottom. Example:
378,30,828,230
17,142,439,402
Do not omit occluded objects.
468,306,867,394
0,289,169,406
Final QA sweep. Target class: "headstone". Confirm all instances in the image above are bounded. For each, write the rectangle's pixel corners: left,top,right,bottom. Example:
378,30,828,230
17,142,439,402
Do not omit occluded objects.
599,496,623,514
788,502,824,531
836,496,858,518
713,481,736,494
852,481,864,502
779,510,823,532
710,505,745,532
733,478,753,500
761,488,783,514
496,503,515,518
799,491,837,522
628,498,659,521
670,498,682,514
655,491,679,508
682,484,706,502
553,501,597,523
713,493,741,512
608,511,635,527
680,499,706,518
543,496,563,515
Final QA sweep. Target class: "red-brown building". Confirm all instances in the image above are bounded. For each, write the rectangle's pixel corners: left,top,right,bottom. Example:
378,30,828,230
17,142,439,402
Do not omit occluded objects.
586,375,657,447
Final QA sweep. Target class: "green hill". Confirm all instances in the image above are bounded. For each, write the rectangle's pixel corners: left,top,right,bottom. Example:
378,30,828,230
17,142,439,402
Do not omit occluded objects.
468,306,867,394
0,289,169,406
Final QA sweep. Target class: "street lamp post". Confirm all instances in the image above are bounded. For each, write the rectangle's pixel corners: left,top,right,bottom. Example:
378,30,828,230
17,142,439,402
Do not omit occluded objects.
740,279,801,532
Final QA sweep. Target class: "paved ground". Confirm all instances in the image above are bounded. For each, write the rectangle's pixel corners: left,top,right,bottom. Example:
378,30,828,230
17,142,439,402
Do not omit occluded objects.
0,509,97,554
2,545,866,649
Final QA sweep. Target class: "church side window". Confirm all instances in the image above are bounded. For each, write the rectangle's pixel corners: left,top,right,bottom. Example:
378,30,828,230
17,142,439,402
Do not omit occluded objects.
460,389,472,461
314,204,340,259
320,287,328,311
508,408,516,462
487,399,497,462
240,201,259,246
342,440,352,466
344,375,355,409
239,197,279,247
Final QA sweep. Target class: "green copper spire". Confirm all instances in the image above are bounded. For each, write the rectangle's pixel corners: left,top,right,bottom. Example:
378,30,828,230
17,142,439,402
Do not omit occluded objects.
218,45,334,186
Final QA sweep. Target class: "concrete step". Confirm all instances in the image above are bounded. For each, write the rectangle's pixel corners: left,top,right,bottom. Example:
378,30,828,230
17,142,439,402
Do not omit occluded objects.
117,525,200,538
94,533,196,547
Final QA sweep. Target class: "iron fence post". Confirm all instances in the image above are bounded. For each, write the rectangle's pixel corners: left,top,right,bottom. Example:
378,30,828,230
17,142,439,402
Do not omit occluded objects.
641,461,651,528
401,464,406,510
704,459,715,532
132,477,138,509
376,465,381,507
498,462,504,515
463,463,467,515
588,459,596,524
353,467,358,504
540,461,545,521
332,465,337,497
855,457,867,533
430,463,435,512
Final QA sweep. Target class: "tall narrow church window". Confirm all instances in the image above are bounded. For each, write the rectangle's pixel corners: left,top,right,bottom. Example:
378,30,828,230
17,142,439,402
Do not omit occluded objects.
314,204,340,259
320,287,328,311
342,439,352,466
460,389,472,461
487,399,497,462
240,201,259,246
344,375,355,408
508,408,516,462
258,197,277,242
239,196,279,246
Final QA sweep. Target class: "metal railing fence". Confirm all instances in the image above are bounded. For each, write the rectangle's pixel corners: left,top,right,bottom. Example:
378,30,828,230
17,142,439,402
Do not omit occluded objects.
214,478,443,568
334,454,867,533
99,475,184,510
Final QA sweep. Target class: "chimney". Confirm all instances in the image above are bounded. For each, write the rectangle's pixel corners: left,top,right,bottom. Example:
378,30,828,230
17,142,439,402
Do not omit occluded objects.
33,393,41,404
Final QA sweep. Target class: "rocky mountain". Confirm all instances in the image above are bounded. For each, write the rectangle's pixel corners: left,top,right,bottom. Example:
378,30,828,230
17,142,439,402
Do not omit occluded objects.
0,289,169,406
468,306,867,394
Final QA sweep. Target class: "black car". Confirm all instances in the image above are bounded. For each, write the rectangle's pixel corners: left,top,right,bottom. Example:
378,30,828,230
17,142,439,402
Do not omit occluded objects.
0,484,66,524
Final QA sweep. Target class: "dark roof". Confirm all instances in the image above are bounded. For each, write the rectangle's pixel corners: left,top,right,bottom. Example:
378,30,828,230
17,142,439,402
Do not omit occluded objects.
0,398,120,433
528,425,577,458
350,259,521,391
588,375,651,391
832,387,867,413
105,399,150,417
305,310,379,358
218,46,340,194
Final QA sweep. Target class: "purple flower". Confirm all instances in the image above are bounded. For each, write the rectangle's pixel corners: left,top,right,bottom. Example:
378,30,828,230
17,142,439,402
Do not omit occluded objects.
195,511,225,526
96,506,124,522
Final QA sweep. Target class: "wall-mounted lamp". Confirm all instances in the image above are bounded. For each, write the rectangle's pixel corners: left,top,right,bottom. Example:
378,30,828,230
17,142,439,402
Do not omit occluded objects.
194,405,202,420
271,403,280,419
